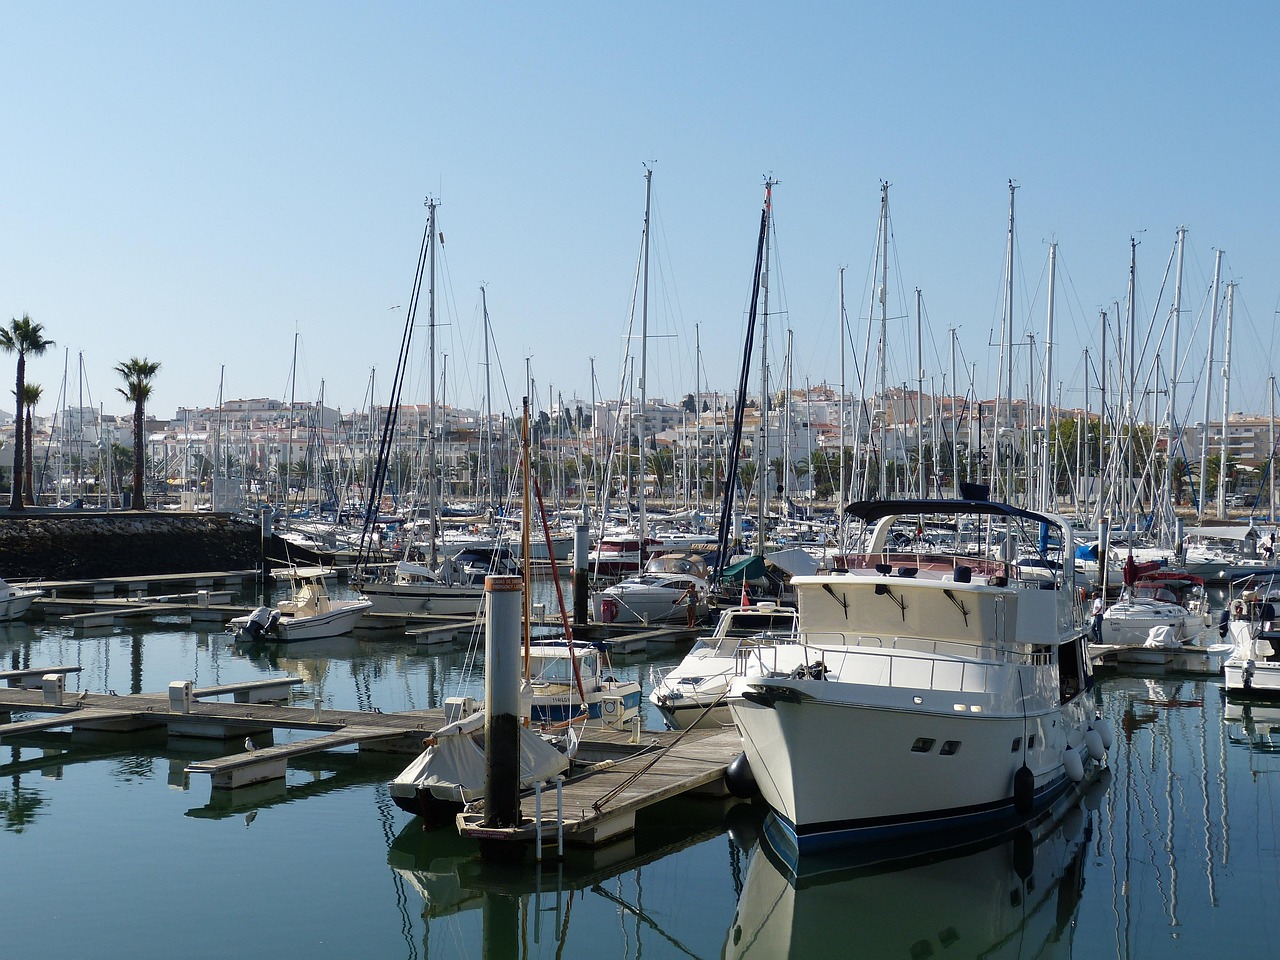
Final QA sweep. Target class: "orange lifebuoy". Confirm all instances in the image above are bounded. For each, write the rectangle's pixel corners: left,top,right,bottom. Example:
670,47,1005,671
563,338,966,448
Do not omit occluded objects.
601,597,618,623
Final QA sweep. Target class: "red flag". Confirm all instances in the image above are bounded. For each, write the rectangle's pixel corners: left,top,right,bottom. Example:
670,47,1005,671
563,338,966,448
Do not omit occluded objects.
740,579,750,606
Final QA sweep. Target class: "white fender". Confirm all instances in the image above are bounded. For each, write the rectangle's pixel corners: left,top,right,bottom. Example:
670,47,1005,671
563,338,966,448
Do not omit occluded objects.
1084,727,1106,762
1063,745,1084,783
1091,716,1114,751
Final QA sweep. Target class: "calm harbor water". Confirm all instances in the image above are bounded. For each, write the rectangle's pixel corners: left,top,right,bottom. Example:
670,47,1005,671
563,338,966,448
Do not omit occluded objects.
1,588,1278,959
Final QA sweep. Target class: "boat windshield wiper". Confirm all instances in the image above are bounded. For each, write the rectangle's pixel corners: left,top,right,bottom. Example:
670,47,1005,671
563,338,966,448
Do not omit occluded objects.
822,583,849,619
874,582,907,621
943,588,970,627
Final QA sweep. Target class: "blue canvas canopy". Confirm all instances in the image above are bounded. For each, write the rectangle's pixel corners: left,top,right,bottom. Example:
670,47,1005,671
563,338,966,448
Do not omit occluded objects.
1074,542,1100,561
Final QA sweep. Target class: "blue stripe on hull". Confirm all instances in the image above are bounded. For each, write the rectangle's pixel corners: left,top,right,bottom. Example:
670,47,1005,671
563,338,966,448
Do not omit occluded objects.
764,771,1076,868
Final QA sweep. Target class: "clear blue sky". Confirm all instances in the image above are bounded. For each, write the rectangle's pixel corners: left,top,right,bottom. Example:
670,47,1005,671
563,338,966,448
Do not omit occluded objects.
3,2,1278,430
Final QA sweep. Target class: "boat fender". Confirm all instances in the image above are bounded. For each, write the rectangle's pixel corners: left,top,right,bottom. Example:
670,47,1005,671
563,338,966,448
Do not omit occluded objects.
724,751,759,799
1012,827,1034,880
1083,728,1106,762
601,597,618,624
1091,715,1114,751
1013,764,1035,816
1063,745,1084,783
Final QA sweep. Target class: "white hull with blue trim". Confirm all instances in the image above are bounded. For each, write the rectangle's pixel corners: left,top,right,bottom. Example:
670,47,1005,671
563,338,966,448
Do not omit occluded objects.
728,495,1108,856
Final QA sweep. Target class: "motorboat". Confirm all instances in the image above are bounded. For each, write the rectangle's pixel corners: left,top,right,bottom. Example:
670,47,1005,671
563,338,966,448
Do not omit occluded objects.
353,546,519,617
1179,524,1280,582
230,575,372,642
650,601,799,730
585,535,661,578
591,551,710,625
727,493,1110,856
1099,571,1212,647
0,578,41,621
1223,583,1280,694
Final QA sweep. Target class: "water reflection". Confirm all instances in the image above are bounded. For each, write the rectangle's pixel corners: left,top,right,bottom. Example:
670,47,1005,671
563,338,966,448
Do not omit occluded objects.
724,792,1102,960
0,766,47,833
387,796,742,957
1224,697,1280,754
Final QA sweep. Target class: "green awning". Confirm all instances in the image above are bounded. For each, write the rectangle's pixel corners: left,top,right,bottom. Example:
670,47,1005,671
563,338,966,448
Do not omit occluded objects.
720,555,768,583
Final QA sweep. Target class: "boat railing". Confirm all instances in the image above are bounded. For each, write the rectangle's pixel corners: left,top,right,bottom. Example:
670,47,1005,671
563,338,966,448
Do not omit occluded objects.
737,633,1049,694
843,552,1008,580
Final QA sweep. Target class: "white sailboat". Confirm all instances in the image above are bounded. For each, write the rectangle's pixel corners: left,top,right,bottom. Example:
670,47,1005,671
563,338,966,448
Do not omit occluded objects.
352,200,507,617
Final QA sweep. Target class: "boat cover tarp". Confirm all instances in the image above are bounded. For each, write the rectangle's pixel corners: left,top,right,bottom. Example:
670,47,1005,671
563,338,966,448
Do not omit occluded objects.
1074,543,1100,561
1183,525,1260,543
392,719,570,804
765,547,819,577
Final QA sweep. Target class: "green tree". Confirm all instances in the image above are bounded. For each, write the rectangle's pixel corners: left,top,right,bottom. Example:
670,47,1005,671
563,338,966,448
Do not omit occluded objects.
738,460,757,502
109,442,133,501
648,447,674,497
21,383,41,505
115,358,161,510
0,315,54,510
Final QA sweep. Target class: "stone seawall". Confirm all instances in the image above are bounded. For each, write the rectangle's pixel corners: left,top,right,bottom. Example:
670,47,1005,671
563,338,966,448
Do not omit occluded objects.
0,512,266,580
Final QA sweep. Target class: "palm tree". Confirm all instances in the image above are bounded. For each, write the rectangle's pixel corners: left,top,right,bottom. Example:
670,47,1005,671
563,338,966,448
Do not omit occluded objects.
21,383,41,505
0,315,54,511
115,358,160,510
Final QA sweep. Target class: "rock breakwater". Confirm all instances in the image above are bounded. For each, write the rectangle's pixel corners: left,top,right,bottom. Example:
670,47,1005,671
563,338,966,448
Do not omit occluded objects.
0,511,264,580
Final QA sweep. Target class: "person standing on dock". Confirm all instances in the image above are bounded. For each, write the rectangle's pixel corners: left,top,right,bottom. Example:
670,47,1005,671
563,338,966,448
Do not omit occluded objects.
679,583,699,628
1090,592,1104,643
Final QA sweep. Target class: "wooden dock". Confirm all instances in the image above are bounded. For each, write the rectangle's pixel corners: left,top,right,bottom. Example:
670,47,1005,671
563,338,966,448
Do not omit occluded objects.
457,726,742,848
0,667,744,848
0,683,444,786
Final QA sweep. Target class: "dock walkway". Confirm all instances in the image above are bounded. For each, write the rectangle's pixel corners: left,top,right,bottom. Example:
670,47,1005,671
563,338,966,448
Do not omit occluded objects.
458,727,741,847
0,668,741,849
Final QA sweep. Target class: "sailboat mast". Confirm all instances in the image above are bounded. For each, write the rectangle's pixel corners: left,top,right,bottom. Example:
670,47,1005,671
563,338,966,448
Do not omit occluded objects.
1270,376,1276,522
950,327,959,498
694,323,702,517
784,328,794,506
425,197,440,566
877,181,889,500
1164,227,1186,534
1198,249,1223,522
1217,281,1235,519
481,286,495,514
757,177,776,555
1125,236,1138,524
1097,310,1107,525
1042,242,1057,512
638,166,652,548
838,267,847,507
521,396,531,676
992,181,1017,501
915,287,924,498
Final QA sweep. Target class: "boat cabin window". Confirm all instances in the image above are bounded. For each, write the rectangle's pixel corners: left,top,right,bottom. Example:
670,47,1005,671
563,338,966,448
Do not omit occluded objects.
529,652,598,683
